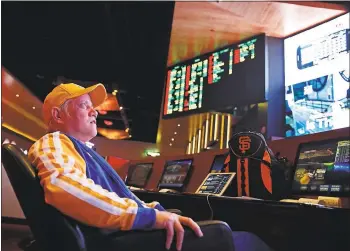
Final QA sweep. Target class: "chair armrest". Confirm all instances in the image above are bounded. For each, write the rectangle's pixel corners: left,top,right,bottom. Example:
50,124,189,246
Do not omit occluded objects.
91,220,234,251
182,221,234,251
166,209,182,215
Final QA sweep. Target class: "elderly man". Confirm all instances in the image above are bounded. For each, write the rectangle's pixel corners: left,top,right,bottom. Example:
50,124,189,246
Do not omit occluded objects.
29,83,273,251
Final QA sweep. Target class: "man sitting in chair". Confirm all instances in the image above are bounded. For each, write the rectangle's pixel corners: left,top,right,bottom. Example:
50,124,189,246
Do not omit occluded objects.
28,83,273,251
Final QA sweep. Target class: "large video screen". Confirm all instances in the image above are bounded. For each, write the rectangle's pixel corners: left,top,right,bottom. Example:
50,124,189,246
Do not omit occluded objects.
159,159,193,188
163,35,266,119
293,138,350,196
285,13,350,137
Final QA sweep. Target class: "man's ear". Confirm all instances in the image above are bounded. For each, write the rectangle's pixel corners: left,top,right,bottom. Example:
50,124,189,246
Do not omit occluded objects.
51,107,64,124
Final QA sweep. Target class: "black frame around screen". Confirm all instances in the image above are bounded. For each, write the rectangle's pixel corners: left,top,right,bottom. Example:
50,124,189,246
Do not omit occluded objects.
163,33,267,119
125,163,153,188
210,154,228,173
158,158,194,190
291,136,350,197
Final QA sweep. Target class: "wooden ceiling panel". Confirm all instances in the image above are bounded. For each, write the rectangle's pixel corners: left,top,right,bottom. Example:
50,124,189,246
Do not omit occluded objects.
1,67,47,141
168,1,347,66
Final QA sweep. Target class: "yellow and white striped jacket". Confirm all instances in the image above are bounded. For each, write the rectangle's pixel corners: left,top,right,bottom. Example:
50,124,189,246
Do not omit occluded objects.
28,132,160,230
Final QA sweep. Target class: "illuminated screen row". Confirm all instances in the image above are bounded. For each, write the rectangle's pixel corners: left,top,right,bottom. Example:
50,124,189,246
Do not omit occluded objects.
163,34,266,119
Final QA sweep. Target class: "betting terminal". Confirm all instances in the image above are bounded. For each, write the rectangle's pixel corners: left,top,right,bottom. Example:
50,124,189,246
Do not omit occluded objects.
126,133,350,251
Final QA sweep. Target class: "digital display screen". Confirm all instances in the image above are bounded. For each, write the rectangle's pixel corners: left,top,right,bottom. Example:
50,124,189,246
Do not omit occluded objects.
196,173,235,196
292,138,350,195
126,163,153,188
159,159,193,188
163,35,266,118
210,154,227,173
284,13,350,137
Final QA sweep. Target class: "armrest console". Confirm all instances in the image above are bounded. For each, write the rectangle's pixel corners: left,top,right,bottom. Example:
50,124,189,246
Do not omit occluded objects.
91,220,234,251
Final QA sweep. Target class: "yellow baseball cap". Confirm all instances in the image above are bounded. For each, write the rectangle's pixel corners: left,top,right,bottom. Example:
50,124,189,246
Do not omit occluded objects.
43,83,107,125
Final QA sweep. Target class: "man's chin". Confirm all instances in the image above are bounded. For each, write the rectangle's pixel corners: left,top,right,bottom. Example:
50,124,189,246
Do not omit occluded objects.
91,130,98,138
84,129,98,142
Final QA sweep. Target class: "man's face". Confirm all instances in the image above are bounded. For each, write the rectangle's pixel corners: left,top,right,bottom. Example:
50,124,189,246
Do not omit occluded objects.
61,94,98,142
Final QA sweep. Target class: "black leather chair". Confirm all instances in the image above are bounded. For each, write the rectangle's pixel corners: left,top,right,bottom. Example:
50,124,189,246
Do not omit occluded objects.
2,144,235,251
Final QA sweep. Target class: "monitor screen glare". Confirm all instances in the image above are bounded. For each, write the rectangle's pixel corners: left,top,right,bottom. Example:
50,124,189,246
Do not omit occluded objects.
159,159,193,188
127,163,153,187
293,139,350,195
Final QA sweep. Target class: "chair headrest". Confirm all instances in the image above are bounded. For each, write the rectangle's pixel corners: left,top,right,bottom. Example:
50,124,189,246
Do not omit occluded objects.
229,132,265,158
2,143,37,178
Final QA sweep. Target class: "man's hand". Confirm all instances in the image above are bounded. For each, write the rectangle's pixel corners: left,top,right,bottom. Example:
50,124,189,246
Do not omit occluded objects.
154,211,203,251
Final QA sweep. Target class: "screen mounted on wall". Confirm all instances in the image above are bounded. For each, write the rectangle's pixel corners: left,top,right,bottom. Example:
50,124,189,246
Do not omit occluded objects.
284,13,350,137
163,34,266,119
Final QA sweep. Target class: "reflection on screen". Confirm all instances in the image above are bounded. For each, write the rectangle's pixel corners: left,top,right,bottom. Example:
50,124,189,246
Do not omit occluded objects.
284,13,350,137
210,154,227,173
293,139,350,194
159,159,193,188
127,164,153,188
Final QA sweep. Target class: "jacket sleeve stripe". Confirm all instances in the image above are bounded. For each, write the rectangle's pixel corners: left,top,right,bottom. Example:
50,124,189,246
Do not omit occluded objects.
34,133,139,216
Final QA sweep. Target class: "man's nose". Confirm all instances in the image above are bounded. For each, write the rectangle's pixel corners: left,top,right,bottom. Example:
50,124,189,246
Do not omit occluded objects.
90,108,98,118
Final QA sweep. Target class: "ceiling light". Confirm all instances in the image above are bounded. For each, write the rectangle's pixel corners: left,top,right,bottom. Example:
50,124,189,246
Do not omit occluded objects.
2,139,10,145
4,73,14,85
16,94,19,97
174,132,177,135
177,124,180,127
171,138,174,141
169,143,172,146
129,135,132,138
120,106,123,110
32,106,36,109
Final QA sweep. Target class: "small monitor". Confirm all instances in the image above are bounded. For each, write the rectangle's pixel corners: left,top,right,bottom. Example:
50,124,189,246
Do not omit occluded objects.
158,159,193,190
292,137,350,196
210,154,228,173
126,163,153,188
196,173,236,196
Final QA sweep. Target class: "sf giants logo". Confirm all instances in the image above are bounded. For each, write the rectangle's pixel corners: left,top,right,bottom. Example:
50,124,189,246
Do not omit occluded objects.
239,136,251,153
